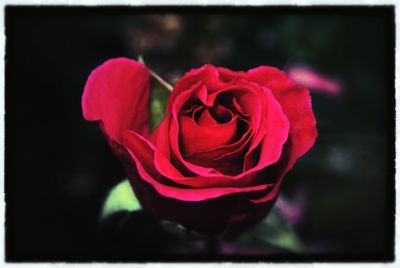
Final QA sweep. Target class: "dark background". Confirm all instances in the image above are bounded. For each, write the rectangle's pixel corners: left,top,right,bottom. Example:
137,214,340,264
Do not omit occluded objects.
5,6,395,262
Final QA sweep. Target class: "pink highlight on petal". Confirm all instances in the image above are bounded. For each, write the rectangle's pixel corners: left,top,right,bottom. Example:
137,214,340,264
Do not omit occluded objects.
288,66,341,95
275,189,306,225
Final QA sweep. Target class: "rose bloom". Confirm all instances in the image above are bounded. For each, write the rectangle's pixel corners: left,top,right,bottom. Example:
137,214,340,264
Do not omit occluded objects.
82,58,317,239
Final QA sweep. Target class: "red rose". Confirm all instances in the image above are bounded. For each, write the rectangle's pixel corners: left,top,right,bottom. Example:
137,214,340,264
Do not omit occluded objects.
82,58,317,239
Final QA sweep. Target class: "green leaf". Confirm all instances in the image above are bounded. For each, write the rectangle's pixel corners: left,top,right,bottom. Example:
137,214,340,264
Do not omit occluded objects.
150,84,169,131
101,179,141,219
139,54,171,130
237,209,305,253
258,211,305,253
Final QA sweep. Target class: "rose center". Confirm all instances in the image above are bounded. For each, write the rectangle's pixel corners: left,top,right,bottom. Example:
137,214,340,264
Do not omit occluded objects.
193,104,233,126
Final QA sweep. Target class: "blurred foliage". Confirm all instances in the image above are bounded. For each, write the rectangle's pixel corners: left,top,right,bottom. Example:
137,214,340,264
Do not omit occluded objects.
233,210,305,254
101,179,141,219
150,84,169,131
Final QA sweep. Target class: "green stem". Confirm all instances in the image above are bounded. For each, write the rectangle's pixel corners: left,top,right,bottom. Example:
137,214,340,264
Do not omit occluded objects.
138,55,173,92
149,69,173,92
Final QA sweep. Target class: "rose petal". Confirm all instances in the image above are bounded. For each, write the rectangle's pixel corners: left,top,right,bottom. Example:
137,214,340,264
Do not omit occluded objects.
159,81,284,181
184,118,251,175
247,67,317,162
169,85,257,177
166,65,222,115
185,117,251,160
247,66,296,91
180,115,238,155
122,130,273,202
209,104,234,123
197,108,219,126
126,166,269,235
154,65,313,192
82,58,151,143
217,67,247,82
245,67,318,203
244,86,290,171
232,97,250,117
153,82,219,178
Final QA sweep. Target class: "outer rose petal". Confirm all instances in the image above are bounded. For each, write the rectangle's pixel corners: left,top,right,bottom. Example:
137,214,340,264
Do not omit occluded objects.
123,130,273,201
119,131,274,235
126,164,273,235
222,198,277,240
246,67,318,203
247,66,317,164
82,58,151,143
